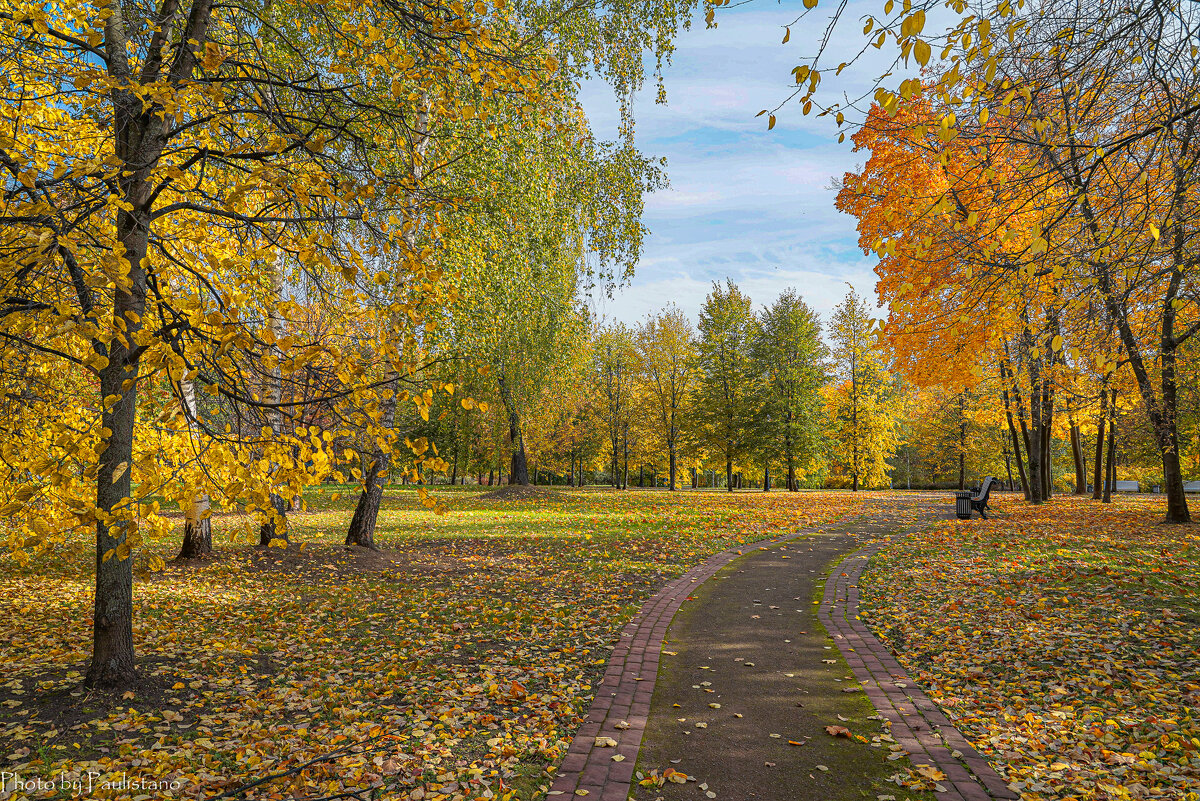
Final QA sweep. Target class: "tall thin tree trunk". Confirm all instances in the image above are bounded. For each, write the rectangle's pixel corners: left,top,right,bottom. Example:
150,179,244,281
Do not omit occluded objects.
669,444,677,491
89,201,151,687
1027,351,1044,504
1103,402,1117,503
621,423,629,489
1069,417,1087,494
725,455,733,492
259,260,289,546
1000,364,1031,500
1041,379,1054,500
763,461,770,492
958,395,967,490
178,379,213,558
785,409,796,491
1092,385,1108,500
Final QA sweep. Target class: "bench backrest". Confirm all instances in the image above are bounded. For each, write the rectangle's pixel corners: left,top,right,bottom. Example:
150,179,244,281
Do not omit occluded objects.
977,476,996,503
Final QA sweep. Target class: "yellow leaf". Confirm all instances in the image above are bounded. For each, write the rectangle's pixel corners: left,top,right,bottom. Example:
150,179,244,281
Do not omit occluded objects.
914,39,931,65
1150,224,1160,240
768,114,776,130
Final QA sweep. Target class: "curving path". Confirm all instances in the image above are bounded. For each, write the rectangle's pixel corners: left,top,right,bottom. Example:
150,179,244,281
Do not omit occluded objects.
547,496,1017,801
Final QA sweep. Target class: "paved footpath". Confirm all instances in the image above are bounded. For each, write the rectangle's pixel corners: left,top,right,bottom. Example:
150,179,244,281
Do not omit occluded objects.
547,496,1018,801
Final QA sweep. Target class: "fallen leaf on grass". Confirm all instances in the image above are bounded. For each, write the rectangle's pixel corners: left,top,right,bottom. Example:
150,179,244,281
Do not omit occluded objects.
825,725,852,737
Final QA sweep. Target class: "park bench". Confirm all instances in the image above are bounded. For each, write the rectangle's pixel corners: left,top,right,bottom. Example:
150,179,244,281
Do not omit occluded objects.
955,476,996,520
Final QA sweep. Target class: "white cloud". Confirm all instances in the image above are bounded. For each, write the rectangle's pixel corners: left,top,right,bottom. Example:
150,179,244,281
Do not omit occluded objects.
576,0,927,326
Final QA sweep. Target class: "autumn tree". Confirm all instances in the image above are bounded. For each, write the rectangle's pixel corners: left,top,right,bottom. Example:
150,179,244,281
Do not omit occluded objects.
593,323,638,487
693,281,756,491
635,306,694,490
827,290,897,491
751,289,827,491
0,0,576,685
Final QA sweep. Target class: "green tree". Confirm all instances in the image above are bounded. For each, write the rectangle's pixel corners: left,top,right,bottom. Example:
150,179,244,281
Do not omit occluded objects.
694,281,756,492
827,290,898,491
752,290,828,491
594,323,638,488
636,306,694,490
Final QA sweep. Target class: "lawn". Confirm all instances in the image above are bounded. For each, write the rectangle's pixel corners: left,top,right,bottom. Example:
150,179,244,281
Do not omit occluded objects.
0,487,861,800
860,493,1200,801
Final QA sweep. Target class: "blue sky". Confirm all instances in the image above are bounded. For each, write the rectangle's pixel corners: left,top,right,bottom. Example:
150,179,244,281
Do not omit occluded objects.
578,2,901,327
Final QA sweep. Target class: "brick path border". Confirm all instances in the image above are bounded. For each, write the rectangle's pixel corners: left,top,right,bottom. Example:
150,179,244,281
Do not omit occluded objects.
548,511,1018,801
818,538,1019,801
547,520,846,800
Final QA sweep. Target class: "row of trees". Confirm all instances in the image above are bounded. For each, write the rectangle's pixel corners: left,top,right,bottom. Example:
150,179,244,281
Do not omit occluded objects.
0,0,700,685
831,0,1200,522
406,283,897,494
410,279,1198,500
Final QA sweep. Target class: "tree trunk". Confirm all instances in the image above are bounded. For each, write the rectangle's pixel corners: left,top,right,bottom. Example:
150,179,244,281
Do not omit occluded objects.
496,372,529,486
345,459,384,550
1092,384,1108,500
346,383,399,549
725,456,733,492
88,204,151,687
509,411,529,485
669,445,677,491
259,260,289,546
92,353,140,687
178,379,212,559
639,464,645,488
621,424,629,489
1103,406,1116,503
1027,353,1043,504
181,498,213,559
1004,451,1015,492
763,461,770,492
1041,379,1054,500
488,469,494,486
999,366,1031,501
690,466,697,489
958,396,967,490
1069,418,1087,494
785,408,796,491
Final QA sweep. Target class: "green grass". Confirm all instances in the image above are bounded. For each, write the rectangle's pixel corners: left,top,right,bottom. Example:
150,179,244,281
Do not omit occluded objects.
0,487,862,801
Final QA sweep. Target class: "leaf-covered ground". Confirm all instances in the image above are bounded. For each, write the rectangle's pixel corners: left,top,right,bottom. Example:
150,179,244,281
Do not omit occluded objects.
860,493,1200,801
0,487,861,800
